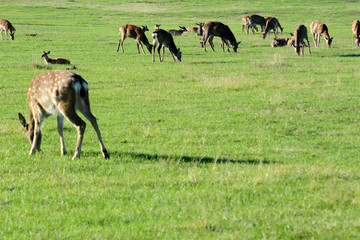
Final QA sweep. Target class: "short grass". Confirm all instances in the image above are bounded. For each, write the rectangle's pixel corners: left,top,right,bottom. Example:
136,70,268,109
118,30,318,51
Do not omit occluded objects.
1,0,360,239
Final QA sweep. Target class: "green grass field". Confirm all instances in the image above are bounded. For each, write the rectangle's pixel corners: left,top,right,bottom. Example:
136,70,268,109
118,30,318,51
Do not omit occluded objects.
1,0,360,239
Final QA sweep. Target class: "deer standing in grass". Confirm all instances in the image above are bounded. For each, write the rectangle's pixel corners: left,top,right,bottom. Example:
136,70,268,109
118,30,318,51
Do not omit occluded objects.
186,22,204,36
201,22,241,52
247,15,267,34
117,24,152,54
41,51,71,65
0,19,16,40
167,26,187,36
352,20,360,46
310,20,333,48
291,25,311,56
242,15,258,34
262,17,283,39
152,29,182,62
18,70,109,160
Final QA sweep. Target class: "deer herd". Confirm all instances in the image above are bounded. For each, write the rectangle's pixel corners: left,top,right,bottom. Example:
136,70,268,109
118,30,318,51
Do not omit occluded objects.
0,14,358,159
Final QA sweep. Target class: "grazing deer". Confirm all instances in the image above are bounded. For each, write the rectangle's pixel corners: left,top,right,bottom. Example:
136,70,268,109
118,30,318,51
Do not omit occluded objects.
247,15,267,34
0,19,16,40
18,70,109,160
262,17,283,39
242,15,258,34
152,29,182,62
271,38,291,47
167,26,187,36
291,25,311,56
117,24,153,54
41,51,71,65
310,20,333,48
352,20,360,46
186,22,204,36
201,21,241,52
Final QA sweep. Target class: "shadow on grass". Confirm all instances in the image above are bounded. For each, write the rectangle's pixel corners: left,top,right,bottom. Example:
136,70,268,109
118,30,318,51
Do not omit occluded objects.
109,151,275,165
339,54,360,57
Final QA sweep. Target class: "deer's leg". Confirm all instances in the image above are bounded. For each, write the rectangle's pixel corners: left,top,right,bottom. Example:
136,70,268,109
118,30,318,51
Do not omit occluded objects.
57,115,67,156
209,36,215,52
307,38,311,54
152,41,157,62
138,40,146,54
0,29,3,40
161,45,165,62
202,34,210,52
30,111,44,155
80,107,109,159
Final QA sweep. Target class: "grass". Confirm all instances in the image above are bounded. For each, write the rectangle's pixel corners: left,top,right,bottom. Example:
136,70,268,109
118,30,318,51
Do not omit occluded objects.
1,0,360,239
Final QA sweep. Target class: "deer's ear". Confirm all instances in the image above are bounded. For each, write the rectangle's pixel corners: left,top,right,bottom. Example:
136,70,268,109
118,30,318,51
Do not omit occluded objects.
18,113,28,131
290,33,294,36
331,37,334,40
47,51,50,54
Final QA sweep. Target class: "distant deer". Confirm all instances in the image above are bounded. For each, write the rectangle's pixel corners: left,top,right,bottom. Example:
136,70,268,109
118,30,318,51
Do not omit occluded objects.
117,24,152,54
186,23,204,36
18,70,109,160
352,20,360,46
41,51,71,65
0,19,16,40
291,25,311,56
201,21,241,52
167,26,187,36
154,24,161,30
242,15,258,34
247,15,267,34
310,20,333,48
152,29,182,62
271,38,291,47
262,17,283,39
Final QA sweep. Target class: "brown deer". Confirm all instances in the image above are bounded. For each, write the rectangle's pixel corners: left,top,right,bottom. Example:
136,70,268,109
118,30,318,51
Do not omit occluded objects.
41,51,71,65
310,20,333,48
154,24,161,30
117,24,152,54
247,15,267,34
18,70,109,160
0,19,16,40
352,20,360,46
262,17,284,39
152,29,182,62
201,22,241,52
271,38,291,47
186,23,204,36
242,15,258,34
291,25,311,56
167,26,187,36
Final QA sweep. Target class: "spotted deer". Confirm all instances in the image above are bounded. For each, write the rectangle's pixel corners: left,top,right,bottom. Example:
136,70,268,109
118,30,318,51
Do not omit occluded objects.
271,38,291,47
0,19,16,40
152,29,182,62
262,17,283,39
352,20,360,46
117,24,153,54
291,25,311,56
186,22,204,36
201,21,241,52
247,15,267,34
18,70,109,160
167,26,187,36
41,51,71,65
310,20,333,48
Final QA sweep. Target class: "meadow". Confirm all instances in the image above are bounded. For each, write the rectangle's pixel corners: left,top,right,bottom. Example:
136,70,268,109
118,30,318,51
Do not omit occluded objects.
0,0,360,239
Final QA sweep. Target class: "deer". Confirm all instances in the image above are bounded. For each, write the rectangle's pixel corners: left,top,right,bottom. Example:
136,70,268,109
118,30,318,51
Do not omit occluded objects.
0,19,16,40
262,17,284,39
201,21,241,52
41,51,71,65
186,23,204,36
271,38,291,47
352,20,360,46
154,24,161,30
18,70,110,160
247,15,267,34
152,29,182,62
167,26,187,36
290,25,311,56
310,20,333,48
117,24,153,54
